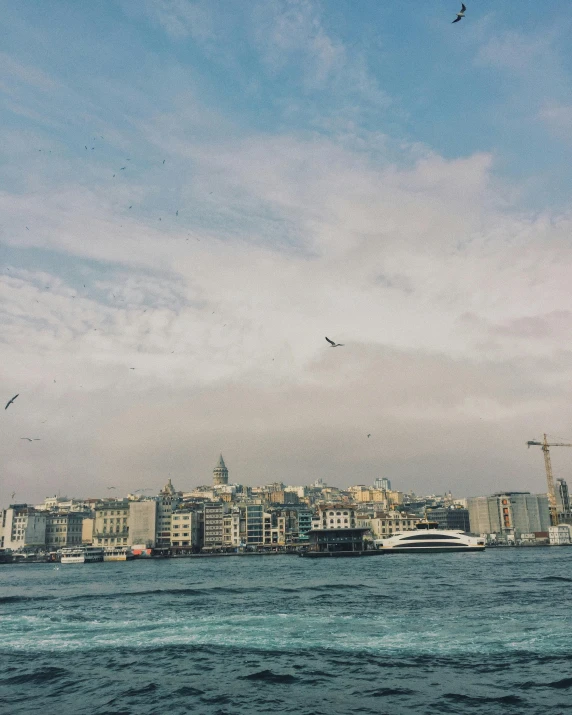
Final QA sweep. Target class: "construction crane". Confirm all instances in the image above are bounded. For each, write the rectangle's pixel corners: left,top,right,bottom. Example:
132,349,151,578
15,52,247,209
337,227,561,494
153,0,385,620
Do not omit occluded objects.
527,434,572,526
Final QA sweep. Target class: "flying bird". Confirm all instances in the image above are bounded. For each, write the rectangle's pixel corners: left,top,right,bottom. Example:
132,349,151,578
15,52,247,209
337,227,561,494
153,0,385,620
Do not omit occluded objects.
162,159,166,164
20,437,40,442
120,167,126,170
367,434,371,438
107,486,116,490
325,337,344,347
176,210,179,216
452,3,466,22
5,394,19,410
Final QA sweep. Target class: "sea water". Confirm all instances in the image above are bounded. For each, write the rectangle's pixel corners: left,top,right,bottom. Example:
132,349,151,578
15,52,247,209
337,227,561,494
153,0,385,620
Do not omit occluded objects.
1,548,571,714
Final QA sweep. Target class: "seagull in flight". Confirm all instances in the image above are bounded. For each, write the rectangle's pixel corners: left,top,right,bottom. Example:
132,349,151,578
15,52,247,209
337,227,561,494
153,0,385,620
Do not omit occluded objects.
107,486,116,490
325,337,344,347
452,3,466,22
5,394,19,410
20,437,40,442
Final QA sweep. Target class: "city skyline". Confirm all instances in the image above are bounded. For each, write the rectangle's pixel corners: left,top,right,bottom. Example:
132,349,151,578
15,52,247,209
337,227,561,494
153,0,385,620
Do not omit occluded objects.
3,1,572,503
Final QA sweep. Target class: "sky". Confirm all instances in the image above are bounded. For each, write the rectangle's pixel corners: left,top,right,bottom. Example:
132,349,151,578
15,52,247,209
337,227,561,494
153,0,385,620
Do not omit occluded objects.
2,0,572,504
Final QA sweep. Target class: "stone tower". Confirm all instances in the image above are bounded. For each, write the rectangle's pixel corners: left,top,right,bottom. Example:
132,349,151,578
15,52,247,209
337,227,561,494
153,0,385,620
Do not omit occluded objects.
213,454,229,486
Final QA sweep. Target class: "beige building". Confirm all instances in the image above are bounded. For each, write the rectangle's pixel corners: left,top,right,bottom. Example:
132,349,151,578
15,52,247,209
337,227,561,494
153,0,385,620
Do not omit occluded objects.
170,509,201,549
93,500,130,547
128,499,157,547
82,518,94,544
367,512,418,538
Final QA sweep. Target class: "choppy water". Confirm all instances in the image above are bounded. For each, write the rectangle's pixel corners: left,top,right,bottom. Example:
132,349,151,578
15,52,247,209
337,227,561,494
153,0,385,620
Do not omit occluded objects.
1,549,571,715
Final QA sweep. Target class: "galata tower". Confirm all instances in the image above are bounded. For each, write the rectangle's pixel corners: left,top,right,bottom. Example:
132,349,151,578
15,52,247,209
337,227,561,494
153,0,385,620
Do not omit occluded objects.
213,454,229,486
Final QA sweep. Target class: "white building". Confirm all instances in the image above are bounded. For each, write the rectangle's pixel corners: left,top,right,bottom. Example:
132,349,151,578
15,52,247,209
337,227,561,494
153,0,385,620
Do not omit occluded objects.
549,524,572,545
311,506,357,530
1,506,47,550
156,479,180,548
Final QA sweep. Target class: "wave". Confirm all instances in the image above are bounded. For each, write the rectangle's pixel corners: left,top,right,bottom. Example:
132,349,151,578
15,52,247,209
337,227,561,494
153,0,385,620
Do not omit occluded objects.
538,576,572,583
443,693,524,704
521,676,572,690
2,667,68,685
362,687,415,697
0,595,55,604
239,669,299,684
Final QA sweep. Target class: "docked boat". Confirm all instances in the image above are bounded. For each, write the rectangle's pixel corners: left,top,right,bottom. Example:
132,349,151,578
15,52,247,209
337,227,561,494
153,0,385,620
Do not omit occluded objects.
103,546,134,561
374,520,485,553
60,546,104,563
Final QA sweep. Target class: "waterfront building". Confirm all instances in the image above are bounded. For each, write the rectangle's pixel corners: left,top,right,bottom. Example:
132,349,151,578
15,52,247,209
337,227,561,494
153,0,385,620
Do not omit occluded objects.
170,508,201,550
213,454,229,486
246,504,264,545
156,478,180,548
203,502,226,549
556,479,572,524
222,509,241,548
128,499,157,547
82,517,94,544
307,505,369,553
46,512,84,550
549,524,572,545
263,510,286,546
1,505,47,551
426,506,470,532
296,508,314,541
467,493,550,539
93,500,130,547
367,511,419,538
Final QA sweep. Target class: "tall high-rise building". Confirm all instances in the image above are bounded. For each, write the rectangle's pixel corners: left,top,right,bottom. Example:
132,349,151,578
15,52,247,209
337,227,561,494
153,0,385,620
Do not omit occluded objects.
374,478,391,491
213,454,229,486
556,479,572,523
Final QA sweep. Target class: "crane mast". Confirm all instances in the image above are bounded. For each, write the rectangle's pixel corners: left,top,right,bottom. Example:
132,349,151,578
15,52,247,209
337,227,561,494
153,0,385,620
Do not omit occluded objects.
527,433,572,526
541,434,557,526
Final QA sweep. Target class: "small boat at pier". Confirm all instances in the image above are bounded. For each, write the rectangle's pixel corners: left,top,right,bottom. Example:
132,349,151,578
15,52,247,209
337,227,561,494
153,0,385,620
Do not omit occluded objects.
103,546,134,561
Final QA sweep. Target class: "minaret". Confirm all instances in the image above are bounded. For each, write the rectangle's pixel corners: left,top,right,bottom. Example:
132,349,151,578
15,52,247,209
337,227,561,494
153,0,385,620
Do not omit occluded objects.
213,454,229,486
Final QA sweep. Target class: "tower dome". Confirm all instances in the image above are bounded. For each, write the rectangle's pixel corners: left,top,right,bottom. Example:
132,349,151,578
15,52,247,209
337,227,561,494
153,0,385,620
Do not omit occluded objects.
213,454,229,486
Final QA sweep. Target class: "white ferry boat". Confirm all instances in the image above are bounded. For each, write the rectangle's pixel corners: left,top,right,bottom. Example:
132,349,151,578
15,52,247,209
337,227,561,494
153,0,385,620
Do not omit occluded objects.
60,546,104,563
103,546,134,561
374,520,485,553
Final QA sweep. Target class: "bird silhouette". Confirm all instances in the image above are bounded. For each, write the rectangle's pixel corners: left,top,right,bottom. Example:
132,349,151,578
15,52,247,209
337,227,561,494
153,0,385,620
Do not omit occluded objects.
20,437,40,442
107,486,116,490
452,3,466,22
5,394,19,410
325,337,344,347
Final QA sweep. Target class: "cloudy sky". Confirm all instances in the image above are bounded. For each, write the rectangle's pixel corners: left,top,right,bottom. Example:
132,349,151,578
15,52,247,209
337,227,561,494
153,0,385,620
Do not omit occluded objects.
2,0,572,504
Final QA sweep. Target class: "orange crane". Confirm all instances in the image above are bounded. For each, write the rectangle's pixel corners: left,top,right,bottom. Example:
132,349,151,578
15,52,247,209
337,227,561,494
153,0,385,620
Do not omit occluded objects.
527,434,572,526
